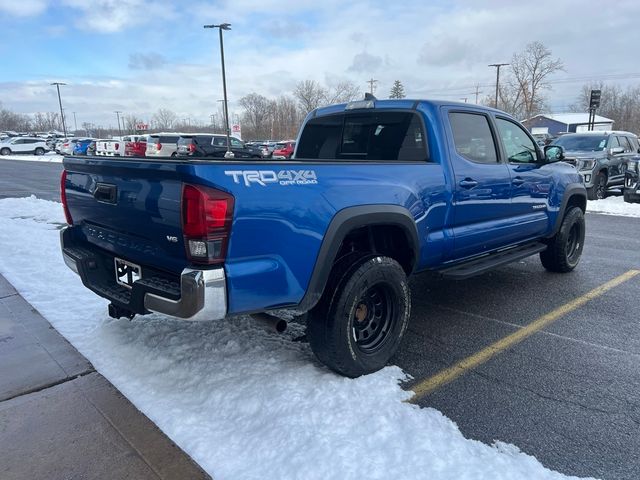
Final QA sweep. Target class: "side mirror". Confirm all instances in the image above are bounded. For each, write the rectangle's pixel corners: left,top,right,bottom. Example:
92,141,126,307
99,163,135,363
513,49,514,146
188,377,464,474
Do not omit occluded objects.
544,145,564,162
610,146,624,155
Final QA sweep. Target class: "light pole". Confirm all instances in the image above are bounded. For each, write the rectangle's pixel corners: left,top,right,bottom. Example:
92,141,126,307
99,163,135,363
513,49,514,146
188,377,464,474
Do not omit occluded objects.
72,111,78,133
114,111,122,137
488,63,509,109
204,23,233,158
51,82,67,138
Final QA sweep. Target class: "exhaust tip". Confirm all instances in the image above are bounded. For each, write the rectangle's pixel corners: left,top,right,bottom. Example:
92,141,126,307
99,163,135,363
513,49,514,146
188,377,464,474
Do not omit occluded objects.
251,312,287,334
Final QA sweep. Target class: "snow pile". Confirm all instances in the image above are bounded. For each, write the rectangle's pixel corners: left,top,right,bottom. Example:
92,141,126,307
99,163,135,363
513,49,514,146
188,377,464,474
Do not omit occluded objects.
587,195,640,217
0,196,591,480
0,152,63,163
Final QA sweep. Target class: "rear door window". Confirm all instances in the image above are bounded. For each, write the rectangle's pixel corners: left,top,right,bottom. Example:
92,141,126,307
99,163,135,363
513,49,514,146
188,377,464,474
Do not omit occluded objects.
618,136,633,152
296,111,428,161
448,112,498,164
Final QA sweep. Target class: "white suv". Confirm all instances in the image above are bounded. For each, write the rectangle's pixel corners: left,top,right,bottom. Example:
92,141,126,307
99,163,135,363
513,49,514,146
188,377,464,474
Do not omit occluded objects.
145,133,181,157
0,137,48,156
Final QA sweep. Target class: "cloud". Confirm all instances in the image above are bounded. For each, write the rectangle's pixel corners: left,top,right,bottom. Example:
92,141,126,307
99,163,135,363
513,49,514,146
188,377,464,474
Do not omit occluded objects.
348,52,383,73
128,52,168,71
0,0,46,16
61,0,176,33
3,0,640,125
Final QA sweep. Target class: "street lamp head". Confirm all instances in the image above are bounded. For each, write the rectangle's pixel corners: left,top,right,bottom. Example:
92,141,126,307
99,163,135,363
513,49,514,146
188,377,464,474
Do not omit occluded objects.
50,82,67,86
203,23,231,30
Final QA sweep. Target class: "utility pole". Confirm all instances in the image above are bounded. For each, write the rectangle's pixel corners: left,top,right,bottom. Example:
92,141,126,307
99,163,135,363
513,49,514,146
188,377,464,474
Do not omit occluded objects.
72,112,78,133
488,63,509,109
474,84,483,104
367,78,378,95
51,82,67,138
114,111,122,137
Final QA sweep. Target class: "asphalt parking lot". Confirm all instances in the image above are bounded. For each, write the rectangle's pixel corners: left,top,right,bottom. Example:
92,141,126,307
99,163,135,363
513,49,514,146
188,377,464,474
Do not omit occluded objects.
2,158,639,480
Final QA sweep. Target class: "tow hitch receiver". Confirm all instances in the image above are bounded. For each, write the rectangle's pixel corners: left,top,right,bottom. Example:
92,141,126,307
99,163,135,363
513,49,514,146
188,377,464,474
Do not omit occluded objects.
108,303,136,320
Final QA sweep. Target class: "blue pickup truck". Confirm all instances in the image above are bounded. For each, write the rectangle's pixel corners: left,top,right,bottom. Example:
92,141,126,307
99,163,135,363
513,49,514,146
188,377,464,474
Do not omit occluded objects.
60,98,586,377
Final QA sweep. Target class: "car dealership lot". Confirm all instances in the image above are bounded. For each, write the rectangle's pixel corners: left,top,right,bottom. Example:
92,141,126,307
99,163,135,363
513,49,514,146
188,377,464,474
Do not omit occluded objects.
1,158,639,479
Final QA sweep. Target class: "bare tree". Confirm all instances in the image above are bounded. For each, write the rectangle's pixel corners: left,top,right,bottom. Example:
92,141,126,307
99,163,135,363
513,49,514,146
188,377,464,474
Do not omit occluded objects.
572,82,640,133
482,42,563,119
271,95,302,140
31,112,61,131
325,80,362,104
0,103,32,131
152,108,177,130
123,114,145,133
510,41,564,119
293,80,327,114
239,93,274,140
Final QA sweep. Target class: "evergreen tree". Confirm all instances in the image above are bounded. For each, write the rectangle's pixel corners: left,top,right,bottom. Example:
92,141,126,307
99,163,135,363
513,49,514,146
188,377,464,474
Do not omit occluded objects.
389,80,406,99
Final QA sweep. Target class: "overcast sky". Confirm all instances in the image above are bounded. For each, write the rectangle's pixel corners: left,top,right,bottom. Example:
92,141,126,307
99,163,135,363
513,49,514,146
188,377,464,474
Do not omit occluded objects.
1,0,639,128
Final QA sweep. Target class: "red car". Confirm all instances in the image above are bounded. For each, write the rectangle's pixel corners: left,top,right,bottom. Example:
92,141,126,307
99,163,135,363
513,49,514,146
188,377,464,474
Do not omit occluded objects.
272,140,295,159
124,135,147,157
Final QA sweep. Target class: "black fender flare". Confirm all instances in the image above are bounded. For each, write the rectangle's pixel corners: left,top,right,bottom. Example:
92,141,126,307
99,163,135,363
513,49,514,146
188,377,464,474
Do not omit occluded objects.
548,183,587,237
296,205,420,312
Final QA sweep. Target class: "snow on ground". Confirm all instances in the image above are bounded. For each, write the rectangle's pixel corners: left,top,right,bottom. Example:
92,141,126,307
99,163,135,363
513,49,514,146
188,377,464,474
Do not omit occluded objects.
0,196,591,480
587,195,640,218
0,152,63,163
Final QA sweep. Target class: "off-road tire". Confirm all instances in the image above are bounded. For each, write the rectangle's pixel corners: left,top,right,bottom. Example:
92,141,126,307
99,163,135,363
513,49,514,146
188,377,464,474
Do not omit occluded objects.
540,207,585,273
307,253,411,377
587,172,607,200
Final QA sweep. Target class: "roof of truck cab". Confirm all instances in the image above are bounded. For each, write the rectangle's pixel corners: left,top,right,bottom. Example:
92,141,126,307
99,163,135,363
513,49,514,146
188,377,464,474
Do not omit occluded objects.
313,98,503,118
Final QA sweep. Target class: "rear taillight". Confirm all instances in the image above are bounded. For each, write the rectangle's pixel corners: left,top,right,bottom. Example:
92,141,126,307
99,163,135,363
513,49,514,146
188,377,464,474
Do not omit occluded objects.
115,143,120,150
188,143,196,153
156,142,162,151
181,184,234,265
60,170,73,225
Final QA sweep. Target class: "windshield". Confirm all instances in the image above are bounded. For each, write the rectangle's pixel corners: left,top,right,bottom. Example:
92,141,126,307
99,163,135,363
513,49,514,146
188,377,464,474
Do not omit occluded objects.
553,135,607,152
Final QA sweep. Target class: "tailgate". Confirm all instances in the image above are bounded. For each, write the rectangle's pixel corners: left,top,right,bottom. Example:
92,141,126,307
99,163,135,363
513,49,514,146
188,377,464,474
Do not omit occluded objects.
63,157,192,274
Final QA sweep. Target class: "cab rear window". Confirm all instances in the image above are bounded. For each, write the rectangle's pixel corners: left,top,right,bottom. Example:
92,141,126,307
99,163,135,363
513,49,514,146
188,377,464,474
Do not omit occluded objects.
296,111,428,161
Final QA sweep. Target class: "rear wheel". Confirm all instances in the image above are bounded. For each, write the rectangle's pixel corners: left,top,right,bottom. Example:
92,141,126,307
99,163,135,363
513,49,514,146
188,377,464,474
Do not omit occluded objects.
35,147,45,155
0,148,10,155
540,207,585,273
307,253,411,377
587,172,607,200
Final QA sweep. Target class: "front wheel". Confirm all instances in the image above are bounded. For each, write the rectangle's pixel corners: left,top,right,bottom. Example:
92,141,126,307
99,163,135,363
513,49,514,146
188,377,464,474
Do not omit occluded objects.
307,254,411,377
540,207,585,273
587,172,607,200
0,148,10,155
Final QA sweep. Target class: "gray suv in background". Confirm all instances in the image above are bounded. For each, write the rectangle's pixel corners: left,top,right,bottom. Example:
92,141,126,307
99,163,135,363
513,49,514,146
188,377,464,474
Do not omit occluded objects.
552,131,640,200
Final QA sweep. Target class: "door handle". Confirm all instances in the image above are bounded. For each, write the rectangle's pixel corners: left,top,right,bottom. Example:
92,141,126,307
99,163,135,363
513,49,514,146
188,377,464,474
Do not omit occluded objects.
512,177,525,186
458,178,478,189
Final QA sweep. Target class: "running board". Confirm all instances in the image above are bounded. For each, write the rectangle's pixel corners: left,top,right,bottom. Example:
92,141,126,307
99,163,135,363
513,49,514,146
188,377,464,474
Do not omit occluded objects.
440,242,547,280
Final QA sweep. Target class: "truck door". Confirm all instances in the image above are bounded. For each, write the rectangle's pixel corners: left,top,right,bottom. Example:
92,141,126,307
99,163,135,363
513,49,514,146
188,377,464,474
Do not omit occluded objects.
494,116,552,241
446,109,513,259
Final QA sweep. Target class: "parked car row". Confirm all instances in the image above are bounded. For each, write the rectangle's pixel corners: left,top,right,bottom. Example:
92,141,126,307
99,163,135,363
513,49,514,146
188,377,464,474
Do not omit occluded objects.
549,130,640,200
68,133,266,159
245,140,297,159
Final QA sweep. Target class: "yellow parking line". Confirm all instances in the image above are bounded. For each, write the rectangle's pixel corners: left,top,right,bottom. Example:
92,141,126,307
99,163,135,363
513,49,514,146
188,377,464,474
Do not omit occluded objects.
409,269,640,402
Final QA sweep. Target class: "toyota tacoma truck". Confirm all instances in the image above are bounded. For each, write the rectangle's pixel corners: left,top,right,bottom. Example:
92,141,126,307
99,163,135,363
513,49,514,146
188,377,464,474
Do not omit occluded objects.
60,98,586,377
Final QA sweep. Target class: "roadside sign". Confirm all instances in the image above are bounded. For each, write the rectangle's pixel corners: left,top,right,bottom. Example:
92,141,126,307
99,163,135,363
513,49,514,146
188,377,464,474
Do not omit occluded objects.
589,90,601,109
135,123,149,131
232,124,241,140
